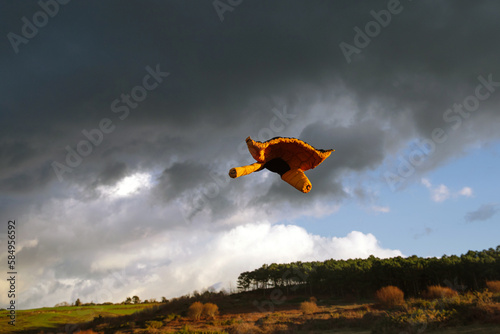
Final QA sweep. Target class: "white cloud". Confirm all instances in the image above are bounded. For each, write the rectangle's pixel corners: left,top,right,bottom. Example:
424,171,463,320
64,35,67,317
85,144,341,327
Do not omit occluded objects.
153,224,402,301
459,187,473,197
421,178,472,202
371,205,390,213
316,231,402,259
98,172,153,198
432,184,450,202
10,218,402,309
421,178,432,188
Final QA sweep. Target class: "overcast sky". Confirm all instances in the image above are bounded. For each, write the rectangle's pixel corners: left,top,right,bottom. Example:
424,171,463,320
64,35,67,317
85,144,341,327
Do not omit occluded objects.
1,1,500,310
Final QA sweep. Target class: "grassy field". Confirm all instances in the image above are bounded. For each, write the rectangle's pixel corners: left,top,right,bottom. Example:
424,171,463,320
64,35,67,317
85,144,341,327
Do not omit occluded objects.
0,304,153,334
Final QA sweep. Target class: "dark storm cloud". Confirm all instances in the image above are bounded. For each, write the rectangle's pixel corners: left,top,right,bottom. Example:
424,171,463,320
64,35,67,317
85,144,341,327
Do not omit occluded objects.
2,1,500,199
1,0,499,213
155,162,208,201
0,160,54,193
0,141,37,170
465,203,499,223
301,121,386,172
92,161,128,186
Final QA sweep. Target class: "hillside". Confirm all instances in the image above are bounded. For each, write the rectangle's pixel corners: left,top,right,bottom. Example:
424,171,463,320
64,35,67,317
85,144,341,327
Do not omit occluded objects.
2,245,500,334
1,289,500,334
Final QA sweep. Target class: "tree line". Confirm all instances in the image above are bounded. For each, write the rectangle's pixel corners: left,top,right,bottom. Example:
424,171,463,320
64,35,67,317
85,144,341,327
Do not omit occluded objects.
237,246,500,298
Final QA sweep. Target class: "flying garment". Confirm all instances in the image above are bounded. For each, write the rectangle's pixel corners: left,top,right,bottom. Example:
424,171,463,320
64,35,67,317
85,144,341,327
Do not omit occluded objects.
229,137,334,193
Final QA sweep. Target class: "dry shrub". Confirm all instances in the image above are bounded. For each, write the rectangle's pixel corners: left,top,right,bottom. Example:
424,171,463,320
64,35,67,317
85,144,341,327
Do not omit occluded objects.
300,301,319,314
228,322,261,334
261,323,289,333
475,290,493,305
76,330,99,334
375,286,404,307
486,280,500,293
423,285,458,299
187,301,204,320
145,320,163,329
203,302,219,318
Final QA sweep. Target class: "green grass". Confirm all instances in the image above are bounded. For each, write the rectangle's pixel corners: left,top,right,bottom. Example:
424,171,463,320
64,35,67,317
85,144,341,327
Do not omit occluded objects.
0,303,153,333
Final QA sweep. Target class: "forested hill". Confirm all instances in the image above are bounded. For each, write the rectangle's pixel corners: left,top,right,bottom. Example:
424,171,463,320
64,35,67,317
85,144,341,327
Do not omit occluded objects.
237,246,500,298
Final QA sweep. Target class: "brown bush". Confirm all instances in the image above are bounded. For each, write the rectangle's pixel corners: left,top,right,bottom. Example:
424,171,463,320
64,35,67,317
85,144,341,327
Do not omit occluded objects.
261,323,290,333
486,280,500,293
187,301,204,320
423,285,458,299
203,302,219,318
476,290,493,305
228,322,261,334
75,330,99,334
300,301,319,314
375,286,404,307
145,320,163,329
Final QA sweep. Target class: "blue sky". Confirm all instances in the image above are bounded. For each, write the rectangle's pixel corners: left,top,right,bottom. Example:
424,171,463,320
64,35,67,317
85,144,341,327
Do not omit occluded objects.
296,141,500,258
1,1,500,309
